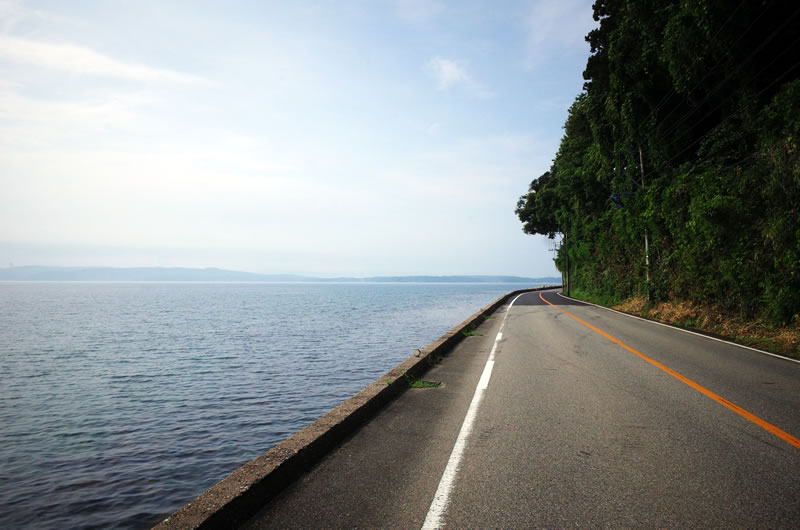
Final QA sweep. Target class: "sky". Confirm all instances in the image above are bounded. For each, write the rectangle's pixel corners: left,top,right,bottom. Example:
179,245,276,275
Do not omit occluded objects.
0,0,597,277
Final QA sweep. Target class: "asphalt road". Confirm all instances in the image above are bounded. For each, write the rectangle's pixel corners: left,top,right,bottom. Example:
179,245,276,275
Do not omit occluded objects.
245,289,800,528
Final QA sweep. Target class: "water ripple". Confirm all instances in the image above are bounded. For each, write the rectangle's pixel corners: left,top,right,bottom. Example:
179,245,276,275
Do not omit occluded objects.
0,281,537,528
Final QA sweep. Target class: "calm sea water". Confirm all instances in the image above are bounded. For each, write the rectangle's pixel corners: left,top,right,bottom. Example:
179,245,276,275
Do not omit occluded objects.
0,282,541,529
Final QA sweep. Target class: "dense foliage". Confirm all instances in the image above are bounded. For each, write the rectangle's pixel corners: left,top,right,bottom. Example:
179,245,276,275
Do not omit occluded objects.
517,0,800,324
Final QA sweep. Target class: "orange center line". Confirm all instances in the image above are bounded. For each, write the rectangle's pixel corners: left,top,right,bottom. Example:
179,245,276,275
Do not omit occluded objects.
538,291,800,449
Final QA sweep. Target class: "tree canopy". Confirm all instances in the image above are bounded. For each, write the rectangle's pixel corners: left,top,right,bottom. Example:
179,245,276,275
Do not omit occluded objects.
517,0,800,324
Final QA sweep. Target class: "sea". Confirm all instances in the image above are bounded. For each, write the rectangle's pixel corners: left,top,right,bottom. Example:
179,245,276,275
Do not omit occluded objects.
0,281,544,529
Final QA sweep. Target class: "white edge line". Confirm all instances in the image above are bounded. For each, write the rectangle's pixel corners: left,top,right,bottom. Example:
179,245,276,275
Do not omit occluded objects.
555,291,800,365
421,292,525,529
477,361,494,390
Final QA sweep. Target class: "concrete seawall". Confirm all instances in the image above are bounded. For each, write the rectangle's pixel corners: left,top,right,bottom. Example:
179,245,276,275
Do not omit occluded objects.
154,285,558,529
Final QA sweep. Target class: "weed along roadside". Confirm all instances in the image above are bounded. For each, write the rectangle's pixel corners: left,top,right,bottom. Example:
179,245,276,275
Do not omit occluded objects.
401,371,443,389
153,286,559,530
568,291,800,361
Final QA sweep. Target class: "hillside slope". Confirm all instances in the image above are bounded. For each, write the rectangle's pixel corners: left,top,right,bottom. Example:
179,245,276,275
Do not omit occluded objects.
517,0,800,325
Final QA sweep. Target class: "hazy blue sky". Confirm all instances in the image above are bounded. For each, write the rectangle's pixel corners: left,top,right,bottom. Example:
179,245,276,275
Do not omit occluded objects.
0,0,596,277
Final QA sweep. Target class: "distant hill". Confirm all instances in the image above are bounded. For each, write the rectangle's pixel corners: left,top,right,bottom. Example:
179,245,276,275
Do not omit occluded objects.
0,266,561,284
0,266,309,282
362,275,560,284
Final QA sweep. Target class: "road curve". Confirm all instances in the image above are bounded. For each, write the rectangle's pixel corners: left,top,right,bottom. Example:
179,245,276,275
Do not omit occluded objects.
246,289,800,528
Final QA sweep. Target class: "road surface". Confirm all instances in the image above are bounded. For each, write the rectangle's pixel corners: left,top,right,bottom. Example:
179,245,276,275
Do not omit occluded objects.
245,289,800,527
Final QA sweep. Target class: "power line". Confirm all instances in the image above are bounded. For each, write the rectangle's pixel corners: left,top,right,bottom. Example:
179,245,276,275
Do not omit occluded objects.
638,54,800,184
650,4,800,145
633,0,750,139
647,28,800,164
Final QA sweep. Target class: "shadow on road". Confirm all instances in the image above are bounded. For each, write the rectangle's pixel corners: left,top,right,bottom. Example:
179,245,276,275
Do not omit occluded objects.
514,291,588,307
550,293,588,306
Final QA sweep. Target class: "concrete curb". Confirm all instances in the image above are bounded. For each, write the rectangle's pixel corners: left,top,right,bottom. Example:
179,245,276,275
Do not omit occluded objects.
154,285,558,529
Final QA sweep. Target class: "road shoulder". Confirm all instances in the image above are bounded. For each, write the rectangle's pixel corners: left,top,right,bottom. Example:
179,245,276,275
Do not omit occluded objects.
244,310,506,528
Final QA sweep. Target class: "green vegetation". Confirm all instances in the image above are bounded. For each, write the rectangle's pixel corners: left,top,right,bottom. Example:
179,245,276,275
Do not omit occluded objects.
462,329,484,337
569,287,622,308
409,379,442,389
517,0,800,326
402,372,442,388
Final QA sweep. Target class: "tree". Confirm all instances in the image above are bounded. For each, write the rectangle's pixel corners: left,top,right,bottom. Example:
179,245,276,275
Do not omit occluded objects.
515,0,800,323
515,171,559,239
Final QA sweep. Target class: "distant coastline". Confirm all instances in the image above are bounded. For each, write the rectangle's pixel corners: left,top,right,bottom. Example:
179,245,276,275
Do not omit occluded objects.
0,266,561,284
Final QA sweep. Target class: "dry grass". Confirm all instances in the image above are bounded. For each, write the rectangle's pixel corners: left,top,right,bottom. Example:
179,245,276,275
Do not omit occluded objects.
611,297,800,360
615,296,648,314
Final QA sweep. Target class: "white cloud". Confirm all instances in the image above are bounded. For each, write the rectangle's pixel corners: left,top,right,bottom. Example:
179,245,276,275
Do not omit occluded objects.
427,56,470,90
0,147,324,247
0,2,565,277
0,35,210,84
426,56,494,98
525,0,596,67
0,87,153,136
0,0,29,33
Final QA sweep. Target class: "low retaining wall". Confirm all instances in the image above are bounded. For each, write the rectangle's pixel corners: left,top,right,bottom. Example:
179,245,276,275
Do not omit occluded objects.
154,285,557,529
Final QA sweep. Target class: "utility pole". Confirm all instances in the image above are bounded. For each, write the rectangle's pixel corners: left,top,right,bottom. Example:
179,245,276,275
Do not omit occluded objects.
551,239,565,291
563,233,570,296
639,145,650,285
